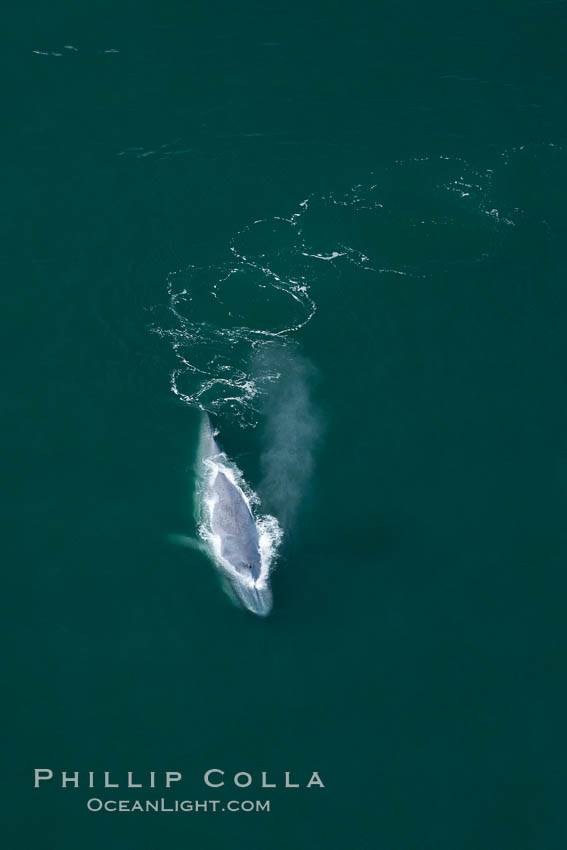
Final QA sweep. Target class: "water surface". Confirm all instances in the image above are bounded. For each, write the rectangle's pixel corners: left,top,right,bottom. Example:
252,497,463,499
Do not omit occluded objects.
5,1,567,848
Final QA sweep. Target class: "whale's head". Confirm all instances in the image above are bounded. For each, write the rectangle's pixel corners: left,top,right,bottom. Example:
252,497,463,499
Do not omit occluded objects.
233,556,261,582
231,576,273,617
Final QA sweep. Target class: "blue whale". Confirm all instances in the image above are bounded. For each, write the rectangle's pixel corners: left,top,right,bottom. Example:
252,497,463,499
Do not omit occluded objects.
195,413,276,616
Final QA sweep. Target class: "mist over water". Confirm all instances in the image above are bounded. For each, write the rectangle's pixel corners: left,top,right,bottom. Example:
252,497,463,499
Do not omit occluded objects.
255,344,322,530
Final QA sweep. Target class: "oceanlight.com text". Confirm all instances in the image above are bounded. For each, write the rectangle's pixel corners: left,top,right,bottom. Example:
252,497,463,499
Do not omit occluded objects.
86,798,271,813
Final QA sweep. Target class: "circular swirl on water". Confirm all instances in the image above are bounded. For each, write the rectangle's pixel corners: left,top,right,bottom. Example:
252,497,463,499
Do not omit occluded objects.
151,154,534,424
151,201,319,424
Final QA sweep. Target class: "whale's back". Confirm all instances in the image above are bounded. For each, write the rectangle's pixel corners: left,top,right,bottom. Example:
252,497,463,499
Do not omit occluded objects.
198,412,221,459
210,469,261,578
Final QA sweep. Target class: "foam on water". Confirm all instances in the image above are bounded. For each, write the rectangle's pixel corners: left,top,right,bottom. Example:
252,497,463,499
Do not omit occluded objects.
151,200,320,426
151,156,524,430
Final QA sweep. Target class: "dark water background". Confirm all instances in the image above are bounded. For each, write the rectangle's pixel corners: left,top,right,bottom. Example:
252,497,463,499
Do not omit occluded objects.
4,1,567,847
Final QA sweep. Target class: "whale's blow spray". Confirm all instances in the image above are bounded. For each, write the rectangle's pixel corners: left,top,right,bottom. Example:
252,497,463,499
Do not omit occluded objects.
255,344,322,531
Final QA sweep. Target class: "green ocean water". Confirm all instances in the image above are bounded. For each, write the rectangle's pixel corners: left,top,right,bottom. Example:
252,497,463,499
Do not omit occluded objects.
5,1,567,847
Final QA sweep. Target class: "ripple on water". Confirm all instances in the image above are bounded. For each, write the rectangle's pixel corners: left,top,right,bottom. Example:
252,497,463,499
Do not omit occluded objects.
151,151,555,423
